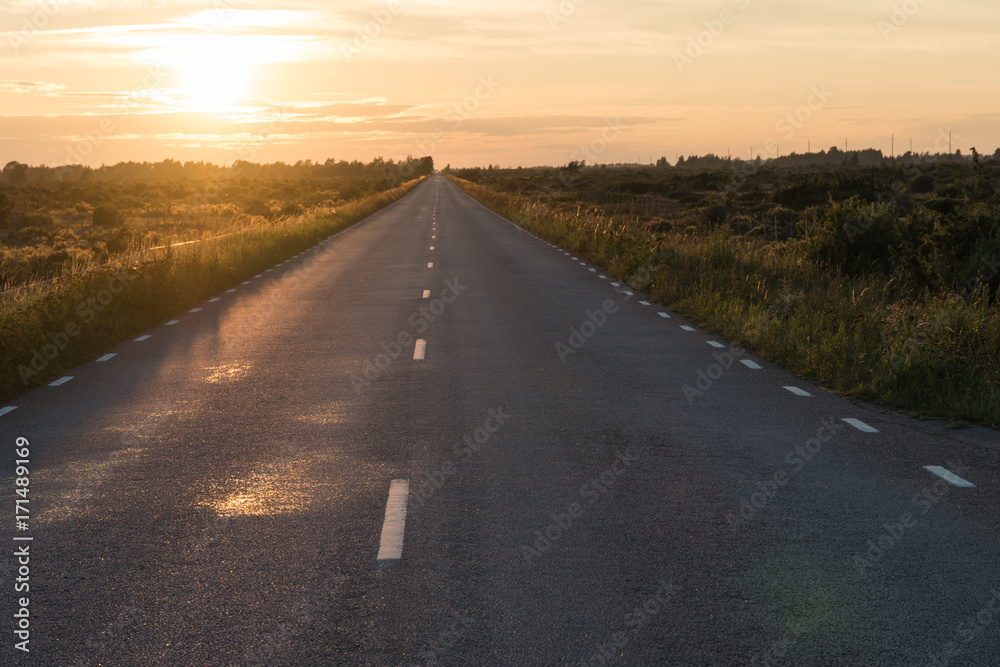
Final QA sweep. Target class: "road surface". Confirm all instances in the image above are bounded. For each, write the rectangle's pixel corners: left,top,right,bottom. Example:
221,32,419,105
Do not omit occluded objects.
2,175,999,665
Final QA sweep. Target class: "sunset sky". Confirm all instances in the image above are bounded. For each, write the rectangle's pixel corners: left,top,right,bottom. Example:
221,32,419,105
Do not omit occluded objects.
2,0,998,168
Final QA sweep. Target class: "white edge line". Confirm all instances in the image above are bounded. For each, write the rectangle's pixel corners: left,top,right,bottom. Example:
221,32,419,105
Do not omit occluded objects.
165,320,180,326
414,339,427,360
96,353,117,362
707,341,725,348
49,376,73,387
658,312,671,319
783,386,812,397
923,466,975,488
377,479,409,560
0,406,17,417
134,335,151,342
842,418,879,433
740,360,762,370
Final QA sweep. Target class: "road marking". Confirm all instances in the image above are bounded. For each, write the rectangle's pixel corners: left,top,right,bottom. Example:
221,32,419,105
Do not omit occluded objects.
414,339,427,360
611,283,621,287
740,360,762,370
254,274,263,278
564,253,571,256
599,275,608,279
432,235,436,239
265,269,273,273
707,341,725,348
842,418,878,433
96,353,117,362
49,376,73,387
639,301,650,306
189,308,202,313
0,406,17,417
165,320,180,326
589,268,597,272
422,290,431,298
226,289,237,293
377,480,409,560
209,298,221,303
680,325,696,332
624,291,634,296
572,257,578,260
924,466,975,488
135,335,152,342
658,312,671,319
242,281,250,285
784,386,812,397
428,262,434,268
579,262,587,266
430,246,435,250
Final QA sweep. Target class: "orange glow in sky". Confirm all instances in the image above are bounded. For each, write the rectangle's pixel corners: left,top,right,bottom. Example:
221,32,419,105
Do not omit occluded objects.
2,0,998,167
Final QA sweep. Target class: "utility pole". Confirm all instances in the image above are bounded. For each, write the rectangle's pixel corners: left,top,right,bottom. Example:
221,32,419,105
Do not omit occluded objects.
949,130,952,154
808,140,811,153
891,135,894,158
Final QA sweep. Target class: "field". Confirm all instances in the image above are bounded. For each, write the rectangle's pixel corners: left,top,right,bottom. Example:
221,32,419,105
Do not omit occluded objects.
448,150,1000,426
0,157,433,401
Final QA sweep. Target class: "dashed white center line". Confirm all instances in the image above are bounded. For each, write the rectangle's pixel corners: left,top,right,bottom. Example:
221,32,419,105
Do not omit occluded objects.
414,339,427,360
189,308,202,313
842,418,878,433
611,283,621,287
658,312,671,319
707,341,725,348
599,275,608,279
784,386,812,397
579,262,587,266
226,289,237,293
740,360,762,370
241,281,250,285
96,353,117,362
432,235,437,239
49,376,73,387
422,290,431,298
924,466,975,488
571,257,579,261
0,406,18,417
254,274,263,278
430,246,435,250
564,253,571,256
427,262,434,268
624,291,634,296
265,269,273,273
165,320,180,326
209,298,221,303
639,301,650,306
589,268,597,273
134,335,152,342
680,325,696,332
376,479,409,560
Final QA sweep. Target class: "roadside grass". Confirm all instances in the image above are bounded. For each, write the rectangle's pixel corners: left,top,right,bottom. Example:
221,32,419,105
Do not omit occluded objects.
0,177,425,403
450,177,1000,426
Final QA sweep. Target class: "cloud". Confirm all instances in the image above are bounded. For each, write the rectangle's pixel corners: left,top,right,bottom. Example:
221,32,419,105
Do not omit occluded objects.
0,80,68,94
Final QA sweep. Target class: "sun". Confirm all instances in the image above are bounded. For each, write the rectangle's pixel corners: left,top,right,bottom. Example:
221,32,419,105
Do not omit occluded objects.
173,35,255,112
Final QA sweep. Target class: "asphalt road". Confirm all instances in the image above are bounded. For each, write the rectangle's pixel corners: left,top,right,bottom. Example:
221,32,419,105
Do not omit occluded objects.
2,174,999,666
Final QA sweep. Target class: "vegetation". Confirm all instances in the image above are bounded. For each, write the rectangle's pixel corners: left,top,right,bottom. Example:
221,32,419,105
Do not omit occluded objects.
448,150,1000,425
0,156,433,402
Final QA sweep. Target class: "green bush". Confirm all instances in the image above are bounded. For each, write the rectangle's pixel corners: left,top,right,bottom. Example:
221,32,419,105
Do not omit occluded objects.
92,205,121,227
805,196,899,274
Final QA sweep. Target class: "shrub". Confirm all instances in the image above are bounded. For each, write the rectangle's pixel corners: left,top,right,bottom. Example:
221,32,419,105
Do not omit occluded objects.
93,205,121,227
804,196,899,274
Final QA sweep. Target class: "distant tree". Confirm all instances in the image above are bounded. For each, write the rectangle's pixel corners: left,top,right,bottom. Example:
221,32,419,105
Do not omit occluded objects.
4,161,28,184
656,157,669,168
